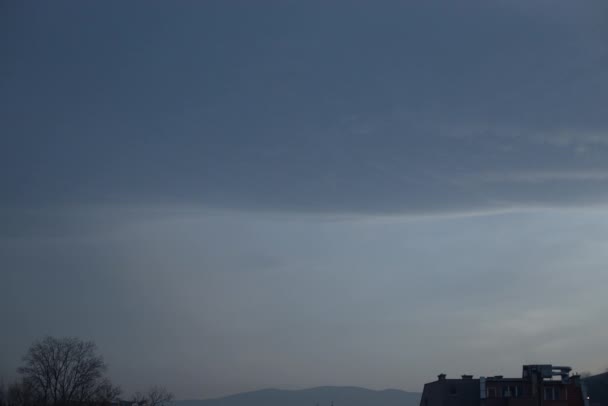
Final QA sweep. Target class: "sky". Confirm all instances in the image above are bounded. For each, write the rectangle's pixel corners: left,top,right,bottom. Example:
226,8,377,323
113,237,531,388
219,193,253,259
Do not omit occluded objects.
1,0,608,400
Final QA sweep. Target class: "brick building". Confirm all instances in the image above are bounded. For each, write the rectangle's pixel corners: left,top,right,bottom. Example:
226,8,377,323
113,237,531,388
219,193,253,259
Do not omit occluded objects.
421,365,588,406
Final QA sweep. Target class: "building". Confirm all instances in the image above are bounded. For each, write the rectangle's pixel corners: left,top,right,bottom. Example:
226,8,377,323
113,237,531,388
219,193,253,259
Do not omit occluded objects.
584,372,608,406
420,365,588,406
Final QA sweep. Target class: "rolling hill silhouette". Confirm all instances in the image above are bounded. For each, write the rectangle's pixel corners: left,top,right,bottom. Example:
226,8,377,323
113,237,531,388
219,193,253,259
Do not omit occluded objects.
174,386,421,406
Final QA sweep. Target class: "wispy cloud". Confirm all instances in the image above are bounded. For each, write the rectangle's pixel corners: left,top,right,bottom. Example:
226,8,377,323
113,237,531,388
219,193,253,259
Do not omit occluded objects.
471,170,608,184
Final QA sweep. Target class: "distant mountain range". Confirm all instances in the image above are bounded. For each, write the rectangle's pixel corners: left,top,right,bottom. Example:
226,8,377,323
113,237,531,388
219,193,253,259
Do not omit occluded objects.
174,386,422,406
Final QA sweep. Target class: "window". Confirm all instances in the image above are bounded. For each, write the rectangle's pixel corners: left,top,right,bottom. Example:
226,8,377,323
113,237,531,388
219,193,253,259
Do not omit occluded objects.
544,387,561,401
450,386,457,395
504,386,521,398
487,388,498,398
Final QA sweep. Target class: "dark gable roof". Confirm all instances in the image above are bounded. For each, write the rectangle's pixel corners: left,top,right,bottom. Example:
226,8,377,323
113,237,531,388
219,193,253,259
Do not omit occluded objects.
421,379,480,406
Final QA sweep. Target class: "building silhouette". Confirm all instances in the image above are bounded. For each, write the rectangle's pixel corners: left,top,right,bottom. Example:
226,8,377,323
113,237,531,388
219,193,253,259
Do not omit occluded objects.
420,365,588,406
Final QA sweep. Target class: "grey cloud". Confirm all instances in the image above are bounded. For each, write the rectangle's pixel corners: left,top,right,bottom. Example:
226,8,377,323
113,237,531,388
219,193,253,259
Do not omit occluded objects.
1,1,608,214
3,2,608,398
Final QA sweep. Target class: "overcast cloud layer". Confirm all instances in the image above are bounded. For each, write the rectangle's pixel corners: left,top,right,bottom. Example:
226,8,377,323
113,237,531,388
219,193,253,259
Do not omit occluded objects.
2,0,608,213
2,0,608,400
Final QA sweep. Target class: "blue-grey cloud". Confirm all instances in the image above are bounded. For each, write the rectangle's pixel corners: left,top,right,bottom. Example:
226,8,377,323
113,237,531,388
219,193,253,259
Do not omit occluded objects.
2,1,608,400
2,1,608,213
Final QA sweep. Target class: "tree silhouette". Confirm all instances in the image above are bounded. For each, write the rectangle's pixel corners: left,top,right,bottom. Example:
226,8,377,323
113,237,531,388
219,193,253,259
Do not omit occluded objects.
132,385,173,406
16,336,120,406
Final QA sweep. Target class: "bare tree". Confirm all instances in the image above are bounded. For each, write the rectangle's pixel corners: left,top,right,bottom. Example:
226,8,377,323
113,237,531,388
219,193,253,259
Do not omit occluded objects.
0,379,5,406
133,385,173,406
17,336,120,406
6,379,35,406
89,378,122,405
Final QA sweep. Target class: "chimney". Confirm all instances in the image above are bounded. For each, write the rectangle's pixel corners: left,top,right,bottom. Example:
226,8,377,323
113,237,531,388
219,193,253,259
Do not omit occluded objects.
462,375,473,380
438,374,447,381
